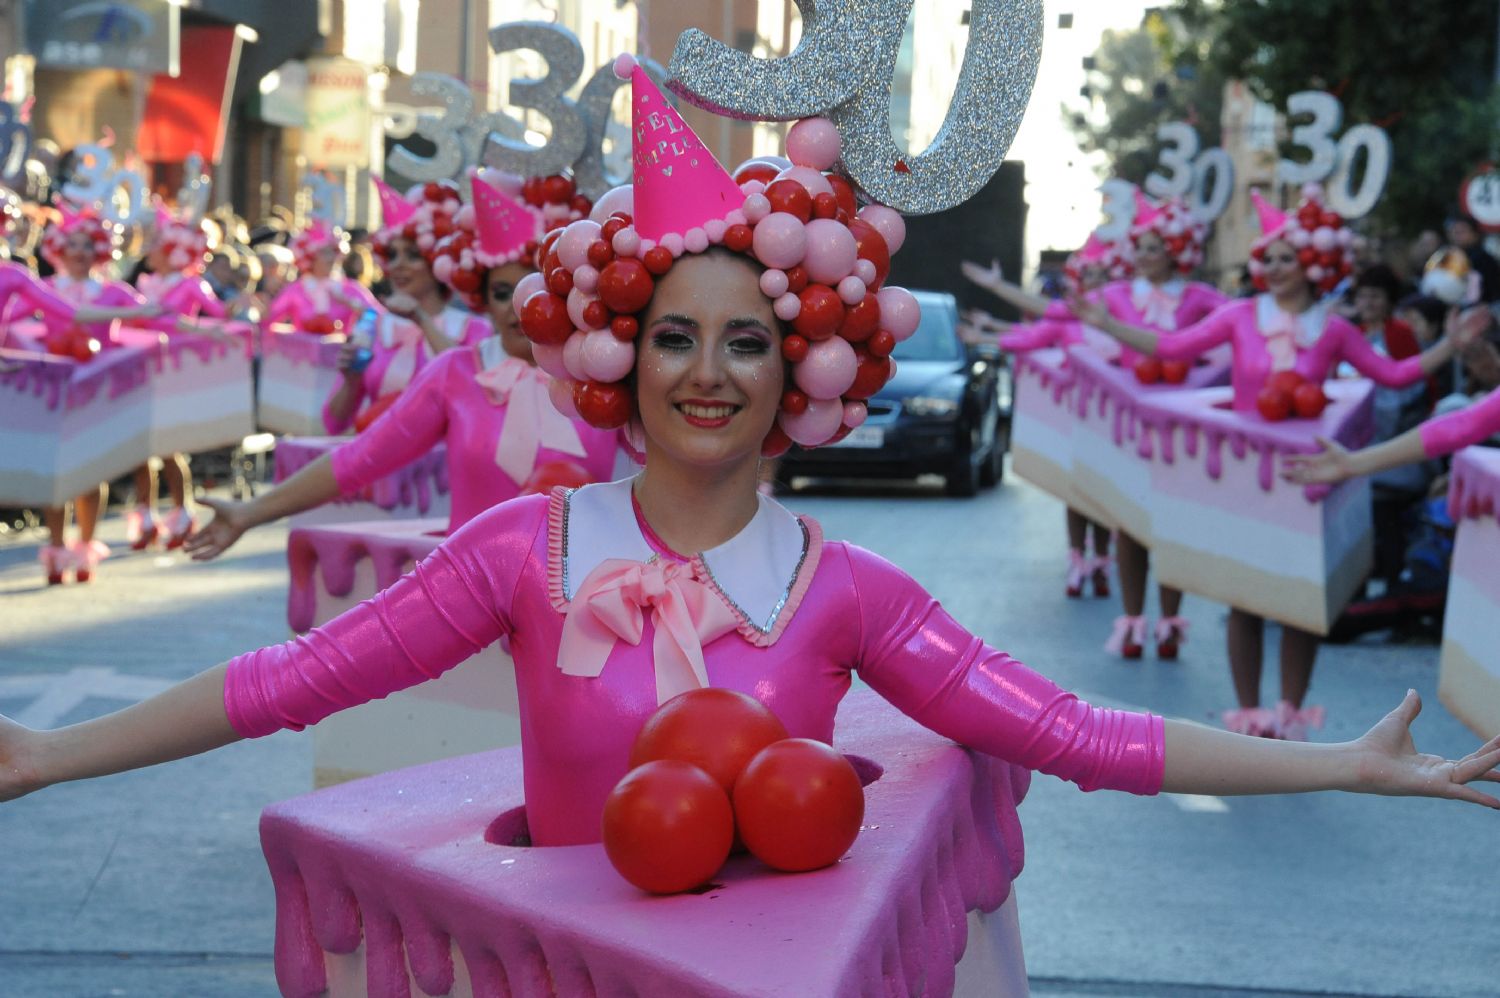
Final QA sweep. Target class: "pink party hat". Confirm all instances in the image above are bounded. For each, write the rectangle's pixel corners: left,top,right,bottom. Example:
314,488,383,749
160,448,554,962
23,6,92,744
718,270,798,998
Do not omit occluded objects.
154,201,173,231
472,175,540,262
304,217,332,244
1250,190,1285,236
1076,231,1109,262
374,177,417,229
615,53,743,241
1132,190,1163,230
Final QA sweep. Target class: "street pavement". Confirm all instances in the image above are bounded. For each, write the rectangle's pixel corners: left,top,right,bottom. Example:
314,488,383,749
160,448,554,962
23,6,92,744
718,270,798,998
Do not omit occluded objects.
0,466,1495,997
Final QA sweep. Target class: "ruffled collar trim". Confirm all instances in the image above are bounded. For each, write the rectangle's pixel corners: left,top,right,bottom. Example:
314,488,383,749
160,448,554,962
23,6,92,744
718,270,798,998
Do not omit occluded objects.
1255,293,1329,348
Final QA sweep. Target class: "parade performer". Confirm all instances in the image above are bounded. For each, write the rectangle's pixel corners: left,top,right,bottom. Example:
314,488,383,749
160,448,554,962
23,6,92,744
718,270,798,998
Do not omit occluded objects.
962,234,1124,599
1070,185,1478,737
4,57,1495,893
319,179,490,435
263,219,379,333
185,175,622,558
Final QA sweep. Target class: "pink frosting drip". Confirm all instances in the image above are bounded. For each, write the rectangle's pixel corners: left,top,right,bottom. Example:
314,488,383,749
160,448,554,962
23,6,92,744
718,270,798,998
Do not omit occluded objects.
274,436,450,515
285,524,443,633
259,689,1031,998
1014,348,1076,405
0,330,166,413
1068,347,1232,463
1448,447,1500,524
262,328,347,369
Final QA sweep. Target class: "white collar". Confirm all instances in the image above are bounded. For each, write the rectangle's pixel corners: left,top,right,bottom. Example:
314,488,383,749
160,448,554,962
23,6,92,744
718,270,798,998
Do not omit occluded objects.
1131,276,1184,304
477,334,507,371
554,477,819,642
1255,293,1329,346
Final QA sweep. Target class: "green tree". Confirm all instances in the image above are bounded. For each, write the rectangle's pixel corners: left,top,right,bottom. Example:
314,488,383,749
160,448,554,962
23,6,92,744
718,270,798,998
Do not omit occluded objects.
1066,9,1228,188
1174,0,1500,234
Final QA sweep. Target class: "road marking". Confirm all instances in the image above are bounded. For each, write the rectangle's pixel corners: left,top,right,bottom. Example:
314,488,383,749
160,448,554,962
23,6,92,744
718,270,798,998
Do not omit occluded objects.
1,667,174,728
1167,793,1230,813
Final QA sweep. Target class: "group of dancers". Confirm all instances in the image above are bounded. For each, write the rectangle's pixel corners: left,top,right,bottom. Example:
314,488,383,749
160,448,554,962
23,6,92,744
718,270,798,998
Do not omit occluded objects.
965,184,1491,741
2,49,1497,993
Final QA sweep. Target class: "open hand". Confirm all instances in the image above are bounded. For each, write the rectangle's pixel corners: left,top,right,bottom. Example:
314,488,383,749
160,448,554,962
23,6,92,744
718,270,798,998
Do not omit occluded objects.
183,496,255,561
1282,436,1354,486
1065,290,1107,328
1352,691,1500,808
960,259,1003,293
1447,305,1494,351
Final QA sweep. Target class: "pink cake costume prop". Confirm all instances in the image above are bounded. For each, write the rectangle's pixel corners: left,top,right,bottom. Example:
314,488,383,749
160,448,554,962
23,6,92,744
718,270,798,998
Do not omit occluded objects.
1439,446,1500,739
267,220,380,332
231,54,1133,993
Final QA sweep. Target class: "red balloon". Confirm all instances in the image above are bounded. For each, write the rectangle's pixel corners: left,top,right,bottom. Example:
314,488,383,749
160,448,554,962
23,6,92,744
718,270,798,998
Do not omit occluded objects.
303,314,335,335
610,315,639,341
793,285,844,340
431,216,454,240
603,760,734,894
587,240,615,268
570,194,593,214
733,161,782,187
867,329,896,358
520,291,574,345
733,738,864,873
582,299,610,330
765,179,813,223
844,354,892,400
838,294,881,342
543,175,574,204
546,267,573,296
761,422,793,458
812,192,839,220
722,224,753,254
598,258,655,314
1133,356,1163,385
1256,387,1292,422
847,219,890,289
574,380,634,428
521,177,547,206
1160,359,1189,384
520,460,594,495
68,334,100,362
780,389,809,415
1320,210,1342,230
423,181,447,202
601,217,629,242
781,334,809,363
1297,247,1319,268
1292,381,1328,419
1268,369,1305,396
825,175,858,217
784,266,809,294
642,246,674,276
629,688,791,795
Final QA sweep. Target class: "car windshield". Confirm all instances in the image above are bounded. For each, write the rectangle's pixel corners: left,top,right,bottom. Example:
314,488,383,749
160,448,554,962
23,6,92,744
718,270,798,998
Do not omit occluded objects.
893,295,964,362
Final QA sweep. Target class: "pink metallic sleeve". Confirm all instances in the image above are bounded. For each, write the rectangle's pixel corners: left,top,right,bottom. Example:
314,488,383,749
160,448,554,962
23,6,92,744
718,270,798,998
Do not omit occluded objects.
1420,389,1500,458
265,286,299,327
329,349,453,495
845,545,1165,795
998,321,1062,352
1153,300,1237,362
223,497,547,737
1335,317,1425,387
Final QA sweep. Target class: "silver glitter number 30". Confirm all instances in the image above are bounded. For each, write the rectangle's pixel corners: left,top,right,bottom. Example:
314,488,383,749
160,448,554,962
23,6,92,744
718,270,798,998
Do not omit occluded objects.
667,0,1043,214
386,73,484,182
486,22,588,179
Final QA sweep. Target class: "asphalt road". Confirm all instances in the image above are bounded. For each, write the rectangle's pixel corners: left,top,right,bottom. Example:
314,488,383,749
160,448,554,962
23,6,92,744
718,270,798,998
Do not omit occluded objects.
0,467,1494,997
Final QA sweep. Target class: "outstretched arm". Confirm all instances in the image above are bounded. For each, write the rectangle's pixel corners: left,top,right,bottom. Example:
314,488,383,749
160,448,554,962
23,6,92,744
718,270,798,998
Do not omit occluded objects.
961,259,1051,318
1282,429,1429,486
183,454,341,560
1066,291,1162,355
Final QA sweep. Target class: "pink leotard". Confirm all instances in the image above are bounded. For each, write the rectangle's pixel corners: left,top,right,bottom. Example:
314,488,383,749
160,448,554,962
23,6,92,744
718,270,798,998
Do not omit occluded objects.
1098,278,1226,368
321,306,490,434
1420,390,1500,457
266,276,379,331
998,300,1086,352
330,342,623,532
1154,295,1428,412
224,480,1166,847
0,261,82,332
47,275,147,342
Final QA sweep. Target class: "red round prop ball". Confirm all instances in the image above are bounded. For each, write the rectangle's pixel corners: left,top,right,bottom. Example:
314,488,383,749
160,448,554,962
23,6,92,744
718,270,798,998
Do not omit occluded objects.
629,688,791,795
733,738,865,873
602,760,734,894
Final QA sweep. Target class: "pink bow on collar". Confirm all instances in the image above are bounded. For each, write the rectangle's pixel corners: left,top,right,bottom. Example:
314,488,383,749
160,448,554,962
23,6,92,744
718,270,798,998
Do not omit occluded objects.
1135,283,1181,330
1260,308,1303,373
475,356,586,485
375,314,424,397
558,557,740,704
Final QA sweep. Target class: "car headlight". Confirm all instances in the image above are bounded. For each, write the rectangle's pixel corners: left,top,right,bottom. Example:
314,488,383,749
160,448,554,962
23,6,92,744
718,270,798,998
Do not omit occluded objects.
904,396,960,418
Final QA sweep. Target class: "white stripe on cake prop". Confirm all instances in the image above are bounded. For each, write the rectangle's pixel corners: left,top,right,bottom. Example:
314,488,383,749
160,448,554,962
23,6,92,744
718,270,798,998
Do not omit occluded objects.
1009,347,1079,504
1439,447,1500,739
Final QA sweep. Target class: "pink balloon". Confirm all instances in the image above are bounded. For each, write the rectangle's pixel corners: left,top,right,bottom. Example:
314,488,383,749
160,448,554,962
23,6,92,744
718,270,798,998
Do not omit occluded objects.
877,286,921,341
432,255,455,282
573,263,599,294
659,232,685,258
760,268,789,299
532,340,570,380
581,328,635,382
684,227,709,253
589,184,634,224
786,117,842,172
1311,227,1337,252
562,331,589,381
775,165,833,198
857,205,906,254
794,336,857,399
802,219,858,285
454,204,476,228
837,275,867,305
612,228,641,258
779,395,843,446
547,376,581,419
853,259,877,285
513,273,547,318
567,287,603,330
752,212,807,270
705,219,728,243
842,400,867,428
774,292,801,321
742,193,772,224
556,219,602,271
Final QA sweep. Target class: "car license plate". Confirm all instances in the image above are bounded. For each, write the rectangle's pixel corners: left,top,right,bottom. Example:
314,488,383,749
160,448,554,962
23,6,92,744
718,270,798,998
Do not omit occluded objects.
832,426,884,449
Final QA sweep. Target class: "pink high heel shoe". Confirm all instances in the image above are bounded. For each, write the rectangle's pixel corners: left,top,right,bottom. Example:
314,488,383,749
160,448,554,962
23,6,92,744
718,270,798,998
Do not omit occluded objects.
160,506,196,550
1273,700,1325,742
126,505,159,551
1155,616,1189,660
1087,554,1111,598
1222,706,1278,738
1065,549,1088,598
69,539,110,583
38,545,67,585
1104,615,1146,659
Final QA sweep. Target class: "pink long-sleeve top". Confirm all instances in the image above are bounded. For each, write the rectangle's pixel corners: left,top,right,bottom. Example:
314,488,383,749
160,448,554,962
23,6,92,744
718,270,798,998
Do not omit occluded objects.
47,274,147,342
1154,294,1428,413
266,276,379,330
330,339,622,532
134,271,228,338
998,300,1084,352
225,478,1166,847
321,305,490,435
1098,278,1227,368
0,261,81,332
1420,390,1500,457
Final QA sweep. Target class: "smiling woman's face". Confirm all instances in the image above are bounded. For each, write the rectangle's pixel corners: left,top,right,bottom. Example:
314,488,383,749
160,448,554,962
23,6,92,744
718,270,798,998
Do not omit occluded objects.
634,250,784,473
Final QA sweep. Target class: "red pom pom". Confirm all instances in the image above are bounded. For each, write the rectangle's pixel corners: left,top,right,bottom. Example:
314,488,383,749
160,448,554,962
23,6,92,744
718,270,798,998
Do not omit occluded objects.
520,292,574,345
826,175,858,217
642,246,674,276
1292,381,1328,418
610,315,639,341
1320,211,1341,230
733,161,782,187
867,329,896,358
845,353,892,400
780,389,809,415
543,176,574,204
785,266,809,294
760,423,793,458
543,249,563,276
423,181,447,201
587,240,615,268
812,192,839,220
582,299,610,329
602,218,629,242
1256,387,1292,422
723,224,753,253
839,293,881,342
793,285,844,340
570,194,593,214
1133,357,1162,385
848,218,890,289
452,269,481,294
1297,247,1319,268
781,334,810,363
546,267,574,296
598,258,655,313
765,179,813,223
522,177,546,206
574,380,634,429
609,211,634,225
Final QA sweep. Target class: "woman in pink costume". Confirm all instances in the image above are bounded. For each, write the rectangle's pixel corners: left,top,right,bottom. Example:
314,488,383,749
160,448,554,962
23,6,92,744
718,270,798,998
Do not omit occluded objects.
962,234,1124,600
320,179,490,435
2,70,1494,935
263,220,378,334
184,174,622,558
1071,186,1479,738
31,208,163,582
